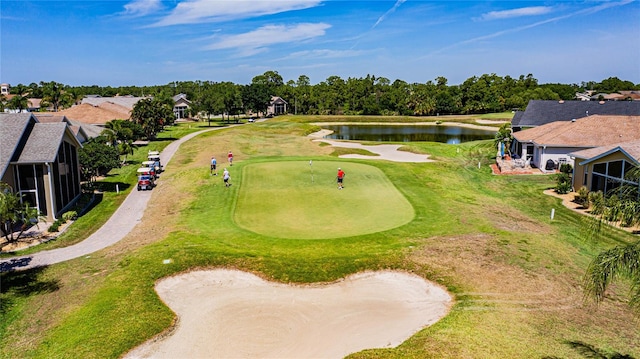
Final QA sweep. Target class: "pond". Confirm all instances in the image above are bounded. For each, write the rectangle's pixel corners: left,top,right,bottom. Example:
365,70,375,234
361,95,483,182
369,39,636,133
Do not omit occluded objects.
322,124,496,144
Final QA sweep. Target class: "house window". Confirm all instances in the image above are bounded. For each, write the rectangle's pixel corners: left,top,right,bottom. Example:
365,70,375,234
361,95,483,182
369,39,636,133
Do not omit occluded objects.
526,145,533,161
590,159,639,197
608,160,623,178
14,164,47,215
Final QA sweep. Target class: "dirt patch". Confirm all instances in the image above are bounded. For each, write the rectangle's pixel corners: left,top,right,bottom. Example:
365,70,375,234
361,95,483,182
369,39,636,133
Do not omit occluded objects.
484,204,553,234
0,221,73,253
408,233,581,311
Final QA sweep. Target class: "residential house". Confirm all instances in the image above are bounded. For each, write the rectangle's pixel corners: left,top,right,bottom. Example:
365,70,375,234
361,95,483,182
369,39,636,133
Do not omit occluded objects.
570,140,640,196
511,115,640,173
0,113,83,222
172,93,191,120
267,96,288,116
511,100,640,132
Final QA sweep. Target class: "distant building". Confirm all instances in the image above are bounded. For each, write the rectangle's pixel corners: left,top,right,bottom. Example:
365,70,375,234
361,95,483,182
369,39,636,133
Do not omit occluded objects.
172,93,191,120
268,96,288,116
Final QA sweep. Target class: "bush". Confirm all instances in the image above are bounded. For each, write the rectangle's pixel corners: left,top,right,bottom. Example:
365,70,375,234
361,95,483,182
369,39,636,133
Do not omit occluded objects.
48,220,61,232
559,163,573,174
62,211,77,222
556,181,572,194
574,187,590,208
589,191,605,215
555,172,572,194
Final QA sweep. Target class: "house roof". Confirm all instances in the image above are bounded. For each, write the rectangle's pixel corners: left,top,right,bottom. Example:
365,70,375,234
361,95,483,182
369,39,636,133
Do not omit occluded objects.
16,123,70,163
42,102,130,125
515,100,640,128
81,96,147,110
0,113,36,178
571,140,640,166
1,113,83,179
510,111,524,127
270,96,288,104
173,93,191,105
512,115,640,148
34,114,100,142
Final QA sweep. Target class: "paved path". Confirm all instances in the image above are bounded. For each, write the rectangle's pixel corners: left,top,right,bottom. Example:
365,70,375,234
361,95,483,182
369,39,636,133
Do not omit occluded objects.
0,128,216,272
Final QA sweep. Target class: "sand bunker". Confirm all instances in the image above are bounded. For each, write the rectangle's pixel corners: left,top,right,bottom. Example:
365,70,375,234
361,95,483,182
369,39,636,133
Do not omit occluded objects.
308,130,432,163
124,269,452,359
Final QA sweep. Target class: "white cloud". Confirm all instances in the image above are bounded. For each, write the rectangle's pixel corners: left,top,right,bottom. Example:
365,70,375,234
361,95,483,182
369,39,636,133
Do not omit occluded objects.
152,0,322,27
479,6,552,21
205,23,331,57
122,0,163,17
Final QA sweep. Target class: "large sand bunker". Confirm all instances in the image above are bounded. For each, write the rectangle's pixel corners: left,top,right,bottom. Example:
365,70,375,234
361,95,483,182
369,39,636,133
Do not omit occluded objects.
124,269,452,359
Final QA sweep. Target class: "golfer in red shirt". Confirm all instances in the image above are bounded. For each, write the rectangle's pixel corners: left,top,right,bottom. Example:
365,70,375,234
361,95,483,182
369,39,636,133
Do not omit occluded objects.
337,168,345,189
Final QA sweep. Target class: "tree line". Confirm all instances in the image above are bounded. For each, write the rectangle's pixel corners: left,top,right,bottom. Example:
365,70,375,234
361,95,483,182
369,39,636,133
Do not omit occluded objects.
3,74,638,117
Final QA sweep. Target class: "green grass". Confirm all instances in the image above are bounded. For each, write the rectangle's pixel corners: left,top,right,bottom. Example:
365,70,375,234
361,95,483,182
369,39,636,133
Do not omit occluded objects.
235,161,414,239
1,116,638,359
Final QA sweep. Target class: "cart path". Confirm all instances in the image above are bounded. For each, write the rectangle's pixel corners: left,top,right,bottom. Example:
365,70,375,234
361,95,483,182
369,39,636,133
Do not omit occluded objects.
0,127,219,272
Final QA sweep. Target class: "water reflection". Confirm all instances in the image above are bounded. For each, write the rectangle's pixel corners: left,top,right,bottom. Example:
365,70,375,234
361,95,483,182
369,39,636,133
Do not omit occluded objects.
322,124,496,144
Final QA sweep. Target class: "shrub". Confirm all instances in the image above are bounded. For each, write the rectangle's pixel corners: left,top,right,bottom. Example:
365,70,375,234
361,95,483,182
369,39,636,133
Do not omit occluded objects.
555,172,572,194
62,211,77,222
559,163,573,174
604,195,621,222
589,191,605,215
574,187,590,208
556,181,572,194
619,200,638,227
48,220,61,232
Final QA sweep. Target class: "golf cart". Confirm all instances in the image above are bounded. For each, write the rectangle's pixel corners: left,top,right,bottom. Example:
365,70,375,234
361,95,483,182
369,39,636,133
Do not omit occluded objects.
142,161,160,177
136,167,156,190
137,175,154,191
147,154,163,173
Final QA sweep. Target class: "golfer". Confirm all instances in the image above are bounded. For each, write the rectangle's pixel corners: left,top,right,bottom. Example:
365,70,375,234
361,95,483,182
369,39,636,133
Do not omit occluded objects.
228,150,233,166
337,167,345,189
223,168,231,187
210,156,217,175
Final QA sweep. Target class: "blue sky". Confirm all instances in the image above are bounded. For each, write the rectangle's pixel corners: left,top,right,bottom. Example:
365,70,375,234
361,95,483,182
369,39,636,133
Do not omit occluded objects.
1,0,639,87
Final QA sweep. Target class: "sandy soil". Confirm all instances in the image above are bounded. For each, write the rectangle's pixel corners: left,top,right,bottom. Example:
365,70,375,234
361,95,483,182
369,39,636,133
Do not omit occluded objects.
308,129,433,162
124,269,452,359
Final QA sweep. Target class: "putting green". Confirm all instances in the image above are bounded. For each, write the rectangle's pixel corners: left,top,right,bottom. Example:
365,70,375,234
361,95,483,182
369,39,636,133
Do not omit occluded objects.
235,161,414,239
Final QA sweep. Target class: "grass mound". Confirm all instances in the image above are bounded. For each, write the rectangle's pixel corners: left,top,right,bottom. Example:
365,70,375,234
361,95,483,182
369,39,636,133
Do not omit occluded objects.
235,161,414,239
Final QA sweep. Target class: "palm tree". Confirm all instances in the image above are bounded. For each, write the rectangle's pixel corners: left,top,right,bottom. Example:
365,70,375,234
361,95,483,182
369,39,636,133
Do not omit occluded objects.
117,141,134,165
583,168,640,315
6,94,31,113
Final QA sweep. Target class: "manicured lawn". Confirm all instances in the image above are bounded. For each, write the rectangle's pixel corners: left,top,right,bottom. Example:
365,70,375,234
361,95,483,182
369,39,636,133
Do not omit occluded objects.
235,161,413,239
1,116,638,359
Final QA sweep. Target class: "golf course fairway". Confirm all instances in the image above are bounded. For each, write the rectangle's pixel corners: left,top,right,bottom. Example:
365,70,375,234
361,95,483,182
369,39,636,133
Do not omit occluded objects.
235,161,414,239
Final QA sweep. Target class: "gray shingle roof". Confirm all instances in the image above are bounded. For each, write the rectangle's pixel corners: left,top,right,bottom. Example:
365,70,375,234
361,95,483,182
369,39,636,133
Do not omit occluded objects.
81,96,147,110
511,111,524,127
15,123,68,163
0,113,36,178
516,100,640,128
